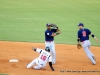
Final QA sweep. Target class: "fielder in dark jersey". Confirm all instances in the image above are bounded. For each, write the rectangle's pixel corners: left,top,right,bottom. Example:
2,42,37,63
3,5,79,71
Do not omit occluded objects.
45,29,57,41
78,28,91,42
45,23,61,64
77,23,98,65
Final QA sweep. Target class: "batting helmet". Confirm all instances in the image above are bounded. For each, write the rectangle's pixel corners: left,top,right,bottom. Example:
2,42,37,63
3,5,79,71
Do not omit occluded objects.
45,46,50,52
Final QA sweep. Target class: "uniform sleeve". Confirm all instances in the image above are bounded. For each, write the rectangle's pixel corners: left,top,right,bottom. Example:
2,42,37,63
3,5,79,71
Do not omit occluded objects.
88,29,91,35
77,31,80,38
48,55,52,62
36,48,42,53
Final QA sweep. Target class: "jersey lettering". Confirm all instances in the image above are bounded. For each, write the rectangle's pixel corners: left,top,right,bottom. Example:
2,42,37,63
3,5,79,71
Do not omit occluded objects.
82,31,86,37
40,55,47,61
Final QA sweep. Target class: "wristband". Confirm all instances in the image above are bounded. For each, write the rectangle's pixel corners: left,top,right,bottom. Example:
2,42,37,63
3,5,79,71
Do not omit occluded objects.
77,39,80,42
91,34,95,38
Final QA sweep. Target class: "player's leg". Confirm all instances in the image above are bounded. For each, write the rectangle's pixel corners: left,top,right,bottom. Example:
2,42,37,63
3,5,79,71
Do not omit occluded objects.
34,65,44,69
45,42,50,48
27,58,37,68
82,41,96,65
50,41,56,64
83,47,96,65
45,41,56,64
88,40,96,61
88,46,94,56
45,42,53,60
34,60,44,69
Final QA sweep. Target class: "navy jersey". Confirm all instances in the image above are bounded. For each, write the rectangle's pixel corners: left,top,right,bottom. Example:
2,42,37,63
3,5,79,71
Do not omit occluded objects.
45,29,57,41
77,28,91,42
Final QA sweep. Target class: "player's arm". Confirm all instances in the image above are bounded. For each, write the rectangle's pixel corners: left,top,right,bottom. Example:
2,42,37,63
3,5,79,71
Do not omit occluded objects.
51,32,60,37
77,38,80,44
51,28,62,37
90,33,98,42
32,47,42,53
77,31,80,43
46,32,58,37
56,27,60,31
55,26,62,35
88,29,98,42
56,27,62,34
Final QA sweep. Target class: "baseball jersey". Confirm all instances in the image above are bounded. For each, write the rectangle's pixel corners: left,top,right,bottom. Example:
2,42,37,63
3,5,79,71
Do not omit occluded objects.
77,28,91,42
45,29,57,41
36,48,52,66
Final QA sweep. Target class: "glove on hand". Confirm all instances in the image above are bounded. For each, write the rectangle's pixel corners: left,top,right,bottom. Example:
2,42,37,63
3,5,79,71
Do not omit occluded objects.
77,43,82,49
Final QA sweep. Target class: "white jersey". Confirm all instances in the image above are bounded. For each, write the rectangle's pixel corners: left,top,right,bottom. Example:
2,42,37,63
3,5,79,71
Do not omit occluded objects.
36,48,52,66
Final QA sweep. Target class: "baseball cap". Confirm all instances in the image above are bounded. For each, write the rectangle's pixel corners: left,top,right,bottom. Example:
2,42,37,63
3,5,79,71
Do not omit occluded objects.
78,23,84,26
46,23,51,26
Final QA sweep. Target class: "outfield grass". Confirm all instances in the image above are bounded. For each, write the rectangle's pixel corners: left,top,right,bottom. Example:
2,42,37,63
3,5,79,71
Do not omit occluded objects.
0,74,8,75
0,0,100,46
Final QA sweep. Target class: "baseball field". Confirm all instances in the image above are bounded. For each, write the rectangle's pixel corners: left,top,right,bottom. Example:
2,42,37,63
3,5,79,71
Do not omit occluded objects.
0,0,100,75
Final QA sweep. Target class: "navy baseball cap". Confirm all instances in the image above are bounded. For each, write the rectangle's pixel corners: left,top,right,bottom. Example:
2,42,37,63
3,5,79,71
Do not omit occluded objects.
46,23,51,26
78,23,84,26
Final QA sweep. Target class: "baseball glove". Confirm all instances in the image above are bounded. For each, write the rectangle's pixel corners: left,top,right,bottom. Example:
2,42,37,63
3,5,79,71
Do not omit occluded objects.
51,23,58,28
77,43,82,49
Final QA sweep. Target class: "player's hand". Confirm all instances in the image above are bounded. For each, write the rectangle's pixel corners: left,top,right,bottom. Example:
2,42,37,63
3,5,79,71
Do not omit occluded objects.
55,31,62,35
94,37,99,42
96,39,99,42
58,31,62,34
32,47,36,51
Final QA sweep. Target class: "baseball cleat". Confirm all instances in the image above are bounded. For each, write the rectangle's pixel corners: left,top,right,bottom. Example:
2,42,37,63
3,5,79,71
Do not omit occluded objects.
92,63,96,65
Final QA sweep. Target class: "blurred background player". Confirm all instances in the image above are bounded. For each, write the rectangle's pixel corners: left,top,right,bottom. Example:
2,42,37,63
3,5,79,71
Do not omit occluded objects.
77,23,98,65
27,46,54,71
45,23,61,64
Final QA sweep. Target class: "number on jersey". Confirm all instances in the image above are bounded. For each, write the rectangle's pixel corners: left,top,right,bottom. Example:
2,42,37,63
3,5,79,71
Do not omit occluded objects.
40,55,47,61
82,31,86,37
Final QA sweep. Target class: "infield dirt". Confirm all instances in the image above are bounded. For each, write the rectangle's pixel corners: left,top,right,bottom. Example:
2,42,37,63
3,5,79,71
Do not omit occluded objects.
0,41,100,75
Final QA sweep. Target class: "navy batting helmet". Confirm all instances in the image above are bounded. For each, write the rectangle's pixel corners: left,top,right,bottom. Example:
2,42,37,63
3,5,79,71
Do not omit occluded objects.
45,46,50,52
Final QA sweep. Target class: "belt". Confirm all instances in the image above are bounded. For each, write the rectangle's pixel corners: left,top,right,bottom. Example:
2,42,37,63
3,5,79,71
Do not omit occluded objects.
46,41,53,42
81,40,89,42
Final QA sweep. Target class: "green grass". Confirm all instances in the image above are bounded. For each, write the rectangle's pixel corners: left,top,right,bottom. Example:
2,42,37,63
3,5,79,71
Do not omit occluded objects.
0,74,9,75
0,0,100,46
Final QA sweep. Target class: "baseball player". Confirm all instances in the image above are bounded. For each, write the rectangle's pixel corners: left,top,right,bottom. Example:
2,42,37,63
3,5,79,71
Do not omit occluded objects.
77,23,98,65
45,23,61,64
27,46,54,71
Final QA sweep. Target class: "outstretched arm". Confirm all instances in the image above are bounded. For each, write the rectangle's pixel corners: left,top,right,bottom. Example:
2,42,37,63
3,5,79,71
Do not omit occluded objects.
32,47,42,53
32,47,36,51
90,33,98,42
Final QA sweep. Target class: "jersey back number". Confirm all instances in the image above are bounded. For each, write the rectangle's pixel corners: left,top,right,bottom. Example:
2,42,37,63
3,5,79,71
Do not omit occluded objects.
82,31,86,37
40,55,47,61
